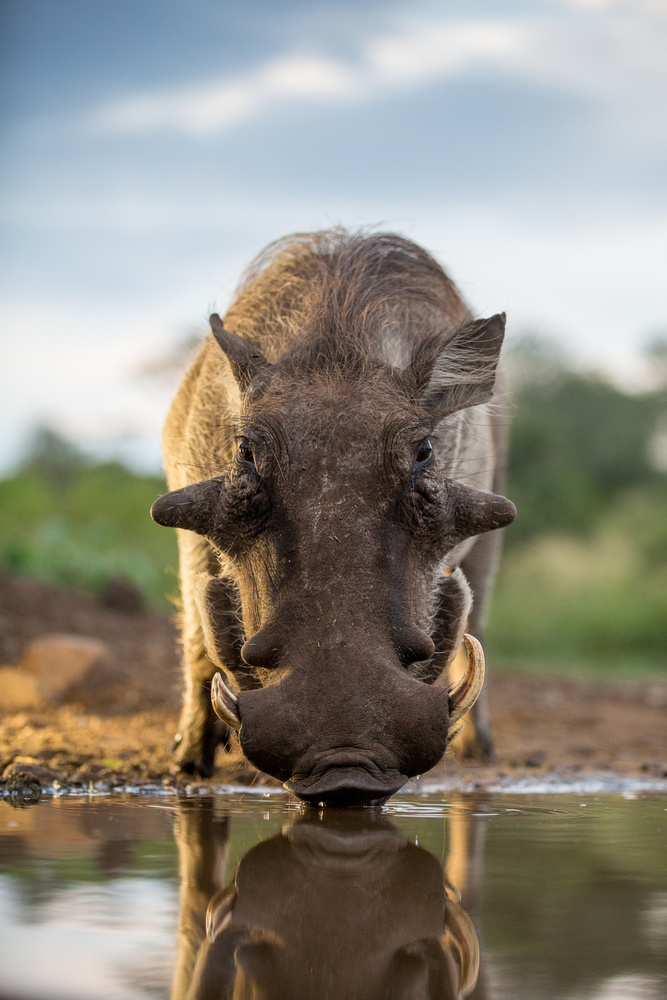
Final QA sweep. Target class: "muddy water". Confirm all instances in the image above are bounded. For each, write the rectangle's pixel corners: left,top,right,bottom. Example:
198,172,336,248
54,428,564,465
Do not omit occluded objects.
0,791,665,1000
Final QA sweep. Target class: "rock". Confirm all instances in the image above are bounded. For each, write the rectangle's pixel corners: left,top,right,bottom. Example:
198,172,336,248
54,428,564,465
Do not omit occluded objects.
644,685,667,709
0,665,46,711
2,769,42,802
21,634,111,700
2,757,62,783
1,758,64,801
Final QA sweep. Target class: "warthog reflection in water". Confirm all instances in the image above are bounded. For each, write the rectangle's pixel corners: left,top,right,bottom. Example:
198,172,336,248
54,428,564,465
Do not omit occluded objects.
172,797,488,1000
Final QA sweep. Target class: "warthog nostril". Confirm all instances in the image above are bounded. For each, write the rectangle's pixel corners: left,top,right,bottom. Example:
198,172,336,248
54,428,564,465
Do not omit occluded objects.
397,626,436,665
241,629,280,669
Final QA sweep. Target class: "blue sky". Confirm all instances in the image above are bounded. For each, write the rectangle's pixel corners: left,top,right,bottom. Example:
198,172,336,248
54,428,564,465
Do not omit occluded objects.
1,0,665,472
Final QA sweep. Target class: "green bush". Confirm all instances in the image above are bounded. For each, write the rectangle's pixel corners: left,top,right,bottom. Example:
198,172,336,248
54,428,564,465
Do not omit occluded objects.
487,489,667,673
487,338,667,673
0,455,178,608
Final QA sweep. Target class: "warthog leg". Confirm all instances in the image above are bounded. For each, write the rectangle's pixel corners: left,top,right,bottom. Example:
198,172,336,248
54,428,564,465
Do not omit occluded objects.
456,528,506,760
175,564,247,776
420,568,473,685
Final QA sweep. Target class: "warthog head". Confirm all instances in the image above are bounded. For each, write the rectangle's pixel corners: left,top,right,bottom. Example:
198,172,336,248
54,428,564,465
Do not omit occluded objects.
152,305,515,805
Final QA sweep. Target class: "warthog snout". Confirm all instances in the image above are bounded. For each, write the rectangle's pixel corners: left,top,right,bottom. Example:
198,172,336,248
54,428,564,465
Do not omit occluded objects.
212,635,485,807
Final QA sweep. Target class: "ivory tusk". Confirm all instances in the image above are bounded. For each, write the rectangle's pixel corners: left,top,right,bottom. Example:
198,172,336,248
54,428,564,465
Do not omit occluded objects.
211,672,241,731
446,721,465,746
448,633,485,727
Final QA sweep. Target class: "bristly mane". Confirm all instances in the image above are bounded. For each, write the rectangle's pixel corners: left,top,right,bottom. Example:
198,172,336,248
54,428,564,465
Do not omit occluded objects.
223,229,470,375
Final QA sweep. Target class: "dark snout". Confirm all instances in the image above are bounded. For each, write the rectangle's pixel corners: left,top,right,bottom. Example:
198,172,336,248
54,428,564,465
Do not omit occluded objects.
286,764,407,808
233,658,451,808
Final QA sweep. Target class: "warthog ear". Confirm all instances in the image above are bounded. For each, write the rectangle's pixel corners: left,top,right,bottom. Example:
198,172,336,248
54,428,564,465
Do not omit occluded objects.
210,313,271,390
411,313,506,419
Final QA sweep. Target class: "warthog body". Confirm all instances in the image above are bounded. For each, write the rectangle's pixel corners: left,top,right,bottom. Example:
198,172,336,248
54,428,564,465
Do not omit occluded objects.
152,230,515,805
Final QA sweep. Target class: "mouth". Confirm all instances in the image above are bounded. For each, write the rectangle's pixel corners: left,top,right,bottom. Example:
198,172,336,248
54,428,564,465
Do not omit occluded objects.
285,766,407,808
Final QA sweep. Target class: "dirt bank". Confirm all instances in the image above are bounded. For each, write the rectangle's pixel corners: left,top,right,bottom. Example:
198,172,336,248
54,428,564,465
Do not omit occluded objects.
1,573,665,796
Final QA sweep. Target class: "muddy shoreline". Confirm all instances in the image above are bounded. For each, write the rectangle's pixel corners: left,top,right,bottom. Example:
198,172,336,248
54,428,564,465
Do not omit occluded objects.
1,573,665,798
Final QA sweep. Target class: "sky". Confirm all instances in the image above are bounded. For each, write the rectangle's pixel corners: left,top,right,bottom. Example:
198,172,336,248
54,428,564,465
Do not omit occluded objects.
1,0,666,473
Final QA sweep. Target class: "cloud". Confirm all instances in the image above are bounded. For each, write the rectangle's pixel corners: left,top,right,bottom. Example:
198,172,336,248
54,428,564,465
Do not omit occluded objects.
364,20,524,85
86,6,667,146
88,19,528,135
554,0,664,11
92,53,361,135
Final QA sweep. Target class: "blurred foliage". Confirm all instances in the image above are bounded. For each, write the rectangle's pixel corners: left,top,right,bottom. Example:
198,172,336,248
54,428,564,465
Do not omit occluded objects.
504,337,667,542
0,427,178,607
1,336,666,671
487,336,667,672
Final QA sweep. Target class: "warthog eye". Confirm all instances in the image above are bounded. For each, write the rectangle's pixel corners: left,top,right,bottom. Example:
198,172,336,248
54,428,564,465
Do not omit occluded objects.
237,438,255,466
415,438,433,468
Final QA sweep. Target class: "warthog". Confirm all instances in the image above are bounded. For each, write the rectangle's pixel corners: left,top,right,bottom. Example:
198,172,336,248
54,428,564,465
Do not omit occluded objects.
152,229,515,805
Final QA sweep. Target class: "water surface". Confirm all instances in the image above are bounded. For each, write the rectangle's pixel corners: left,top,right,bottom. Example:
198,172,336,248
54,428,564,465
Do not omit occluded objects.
0,791,665,999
